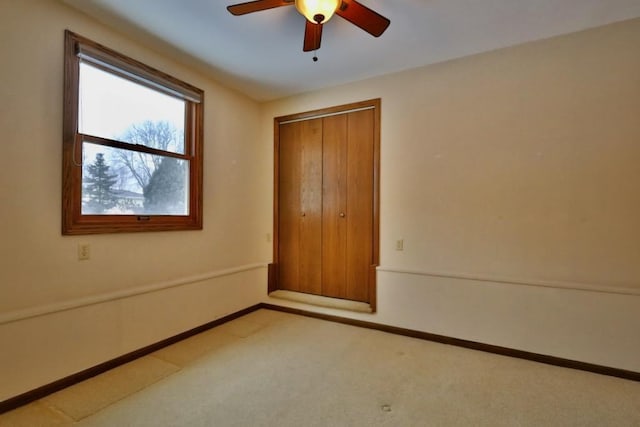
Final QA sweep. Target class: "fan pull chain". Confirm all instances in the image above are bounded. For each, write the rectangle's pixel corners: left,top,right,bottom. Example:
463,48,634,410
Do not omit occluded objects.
312,23,319,62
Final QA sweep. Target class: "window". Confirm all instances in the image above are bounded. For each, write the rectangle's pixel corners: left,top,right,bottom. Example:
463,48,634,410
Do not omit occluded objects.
62,30,204,234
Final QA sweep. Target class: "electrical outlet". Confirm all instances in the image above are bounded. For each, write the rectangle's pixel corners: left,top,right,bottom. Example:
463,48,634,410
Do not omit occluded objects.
266,233,272,243
78,244,91,261
396,239,404,251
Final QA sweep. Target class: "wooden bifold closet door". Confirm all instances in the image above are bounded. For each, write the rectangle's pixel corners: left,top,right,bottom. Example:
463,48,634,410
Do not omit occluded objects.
274,100,380,306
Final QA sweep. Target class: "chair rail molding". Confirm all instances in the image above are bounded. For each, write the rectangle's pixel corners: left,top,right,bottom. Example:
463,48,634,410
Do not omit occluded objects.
0,263,268,325
377,266,640,296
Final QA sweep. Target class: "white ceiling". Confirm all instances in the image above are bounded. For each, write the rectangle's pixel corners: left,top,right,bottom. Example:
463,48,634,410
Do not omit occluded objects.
62,0,640,101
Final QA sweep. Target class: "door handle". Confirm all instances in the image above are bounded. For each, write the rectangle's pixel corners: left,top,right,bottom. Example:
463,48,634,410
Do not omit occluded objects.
339,212,346,218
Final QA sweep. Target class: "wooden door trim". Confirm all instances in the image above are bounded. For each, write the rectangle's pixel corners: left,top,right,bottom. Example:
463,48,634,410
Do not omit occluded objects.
272,99,381,312
276,99,379,124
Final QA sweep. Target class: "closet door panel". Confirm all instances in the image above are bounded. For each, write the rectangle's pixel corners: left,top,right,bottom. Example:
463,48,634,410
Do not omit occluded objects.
278,122,302,292
345,109,375,302
278,119,323,294
322,114,348,299
298,119,323,294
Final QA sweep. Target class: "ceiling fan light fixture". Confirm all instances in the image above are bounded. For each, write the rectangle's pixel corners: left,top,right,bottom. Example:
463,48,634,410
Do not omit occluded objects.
295,0,340,24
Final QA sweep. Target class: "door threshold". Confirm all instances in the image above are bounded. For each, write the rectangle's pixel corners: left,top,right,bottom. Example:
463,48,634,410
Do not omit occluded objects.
268,290,373,313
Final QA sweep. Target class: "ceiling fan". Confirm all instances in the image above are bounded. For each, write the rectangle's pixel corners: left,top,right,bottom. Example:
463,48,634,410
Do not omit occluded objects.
227,0,390,58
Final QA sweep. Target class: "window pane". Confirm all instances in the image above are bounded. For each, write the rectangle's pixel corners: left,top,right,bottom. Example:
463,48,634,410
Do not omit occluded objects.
81,142,189,215
78,62,185,154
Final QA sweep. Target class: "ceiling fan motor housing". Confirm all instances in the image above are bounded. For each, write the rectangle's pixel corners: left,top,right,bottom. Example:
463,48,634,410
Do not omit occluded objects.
295,0,340,24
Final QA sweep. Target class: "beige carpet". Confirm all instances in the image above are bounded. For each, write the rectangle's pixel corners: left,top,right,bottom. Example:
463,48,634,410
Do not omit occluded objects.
2,309,640,426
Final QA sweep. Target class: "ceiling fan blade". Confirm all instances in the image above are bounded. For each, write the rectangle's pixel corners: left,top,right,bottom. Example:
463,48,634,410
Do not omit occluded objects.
227,0,293,16
335,0,390,37
303,21,323,52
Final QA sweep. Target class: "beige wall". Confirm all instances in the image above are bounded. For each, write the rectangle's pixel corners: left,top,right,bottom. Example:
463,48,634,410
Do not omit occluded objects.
0,0,270,400
1,0,639,402
262,18,640,371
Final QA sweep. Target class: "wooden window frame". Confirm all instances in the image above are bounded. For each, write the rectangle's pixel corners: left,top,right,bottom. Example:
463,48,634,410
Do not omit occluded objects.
62,30,204,235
